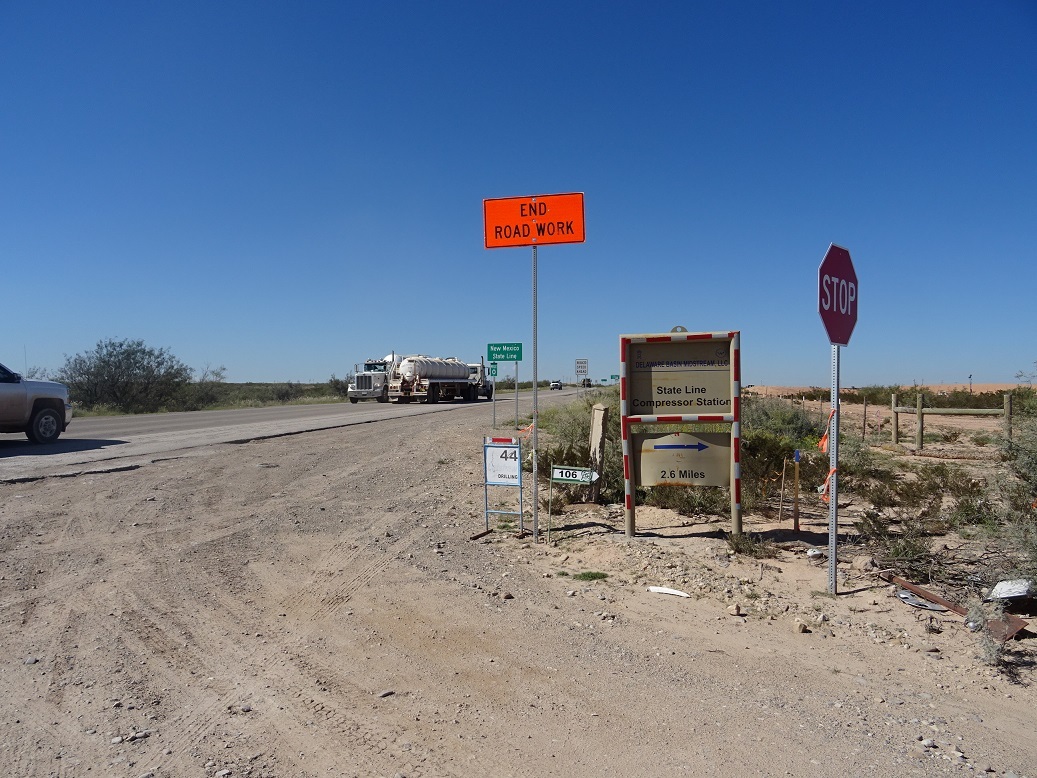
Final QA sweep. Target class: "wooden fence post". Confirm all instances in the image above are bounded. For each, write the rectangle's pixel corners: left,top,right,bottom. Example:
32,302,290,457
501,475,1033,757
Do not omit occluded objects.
916,393,924,451
589,403,608,503
892,393,899,445
1005,393,1013,442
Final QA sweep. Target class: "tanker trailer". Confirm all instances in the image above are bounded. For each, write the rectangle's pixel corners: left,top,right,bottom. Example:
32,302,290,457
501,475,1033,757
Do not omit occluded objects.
388,355,475,403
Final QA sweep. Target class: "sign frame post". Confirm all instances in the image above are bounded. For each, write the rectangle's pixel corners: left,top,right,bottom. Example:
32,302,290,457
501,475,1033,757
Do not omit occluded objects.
619,331,741,538
483,436,524,534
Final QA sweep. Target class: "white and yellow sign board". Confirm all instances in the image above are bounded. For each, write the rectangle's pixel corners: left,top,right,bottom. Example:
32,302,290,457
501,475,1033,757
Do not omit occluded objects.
627,340,732,414
633,431,732,487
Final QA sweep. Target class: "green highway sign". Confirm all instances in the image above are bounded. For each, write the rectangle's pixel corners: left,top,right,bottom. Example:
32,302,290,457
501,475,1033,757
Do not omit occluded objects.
489,366,498,377
611,374,619,381
551,466,600,485
488,343,523,362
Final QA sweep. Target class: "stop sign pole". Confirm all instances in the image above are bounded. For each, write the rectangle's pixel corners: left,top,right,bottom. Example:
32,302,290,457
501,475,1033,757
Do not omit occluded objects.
818,244,858,594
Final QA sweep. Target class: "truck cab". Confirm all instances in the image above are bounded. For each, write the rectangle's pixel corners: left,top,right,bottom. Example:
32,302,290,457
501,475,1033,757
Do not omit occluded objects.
347,355,396,403
467,363,494,400
0,361,73,443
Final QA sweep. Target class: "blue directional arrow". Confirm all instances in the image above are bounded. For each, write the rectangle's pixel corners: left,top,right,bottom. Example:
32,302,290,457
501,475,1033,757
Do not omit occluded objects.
653,442,708,452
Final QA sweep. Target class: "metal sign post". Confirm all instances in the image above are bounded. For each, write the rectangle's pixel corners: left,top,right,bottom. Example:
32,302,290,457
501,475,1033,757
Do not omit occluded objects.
828,346,840,593
532,245,539,542
483,192,586,545
817,243,858,595
486,344,522,431
575,358,588,395
515,362,519,430
547,465,600,544
490,363,497,428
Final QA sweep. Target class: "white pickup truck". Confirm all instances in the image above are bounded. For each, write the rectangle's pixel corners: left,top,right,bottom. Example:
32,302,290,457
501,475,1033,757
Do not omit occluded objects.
0,361,73,443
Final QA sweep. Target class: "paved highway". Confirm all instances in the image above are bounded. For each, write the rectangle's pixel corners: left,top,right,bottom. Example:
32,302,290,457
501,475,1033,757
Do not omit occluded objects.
0,389,581,482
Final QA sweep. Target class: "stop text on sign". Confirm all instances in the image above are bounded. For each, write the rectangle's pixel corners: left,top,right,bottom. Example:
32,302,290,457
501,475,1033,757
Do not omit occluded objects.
483,192,586,249
820,274,857,318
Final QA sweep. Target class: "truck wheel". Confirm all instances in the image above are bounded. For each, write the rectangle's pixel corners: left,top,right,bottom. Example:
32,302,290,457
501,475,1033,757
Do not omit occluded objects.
349,398,358,404
426,385,439,404
27,407,62,444
377,387,389,403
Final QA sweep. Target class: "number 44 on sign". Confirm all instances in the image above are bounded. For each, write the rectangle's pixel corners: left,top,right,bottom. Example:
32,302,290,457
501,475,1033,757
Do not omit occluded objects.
551,466,600,484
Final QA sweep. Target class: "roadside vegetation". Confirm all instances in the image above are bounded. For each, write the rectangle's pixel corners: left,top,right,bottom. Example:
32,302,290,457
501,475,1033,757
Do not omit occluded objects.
535,377,1037,608
33,338,354,415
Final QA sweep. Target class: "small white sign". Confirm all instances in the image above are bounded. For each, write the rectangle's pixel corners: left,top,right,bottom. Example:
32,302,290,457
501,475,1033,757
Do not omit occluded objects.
485,441,521,486
551,466,599,484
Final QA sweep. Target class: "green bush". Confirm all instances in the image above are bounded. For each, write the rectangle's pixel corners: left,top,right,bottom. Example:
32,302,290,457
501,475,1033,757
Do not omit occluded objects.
645,484,729,517
57,338,194,413
741,396,823,441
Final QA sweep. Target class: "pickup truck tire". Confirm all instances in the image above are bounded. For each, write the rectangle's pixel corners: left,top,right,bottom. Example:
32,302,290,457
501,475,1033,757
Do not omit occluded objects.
349,398,358,404
27,407,62,444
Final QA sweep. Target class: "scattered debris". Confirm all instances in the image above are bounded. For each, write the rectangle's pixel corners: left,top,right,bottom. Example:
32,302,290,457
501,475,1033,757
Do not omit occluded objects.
879,572,1028,641
897,589,948,612
985,579,1033,602
647,586,690,598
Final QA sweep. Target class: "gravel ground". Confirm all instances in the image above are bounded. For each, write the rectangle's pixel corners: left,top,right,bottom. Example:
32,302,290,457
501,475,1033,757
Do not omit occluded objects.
1,397,1034,777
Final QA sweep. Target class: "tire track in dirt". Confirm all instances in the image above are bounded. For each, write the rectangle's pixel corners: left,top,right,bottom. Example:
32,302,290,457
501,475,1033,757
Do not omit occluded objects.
42,607,86,709
276,520,425,623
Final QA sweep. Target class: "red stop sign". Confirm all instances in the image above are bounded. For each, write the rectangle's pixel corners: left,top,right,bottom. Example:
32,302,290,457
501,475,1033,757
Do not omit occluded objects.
818,244,858,346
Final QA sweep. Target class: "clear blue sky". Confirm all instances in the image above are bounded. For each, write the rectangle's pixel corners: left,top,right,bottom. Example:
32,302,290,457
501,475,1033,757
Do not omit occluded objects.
3,2,1035,387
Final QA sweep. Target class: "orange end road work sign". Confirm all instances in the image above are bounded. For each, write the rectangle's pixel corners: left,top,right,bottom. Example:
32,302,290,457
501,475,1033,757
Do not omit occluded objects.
483,192,585,249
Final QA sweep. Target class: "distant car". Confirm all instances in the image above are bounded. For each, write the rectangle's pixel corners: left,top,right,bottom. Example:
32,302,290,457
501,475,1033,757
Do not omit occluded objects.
580,378,592,388
549,380,563,390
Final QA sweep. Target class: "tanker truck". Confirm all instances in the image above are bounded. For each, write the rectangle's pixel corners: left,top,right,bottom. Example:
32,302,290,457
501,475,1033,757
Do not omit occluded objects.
388,355,493,403
347,353,401,403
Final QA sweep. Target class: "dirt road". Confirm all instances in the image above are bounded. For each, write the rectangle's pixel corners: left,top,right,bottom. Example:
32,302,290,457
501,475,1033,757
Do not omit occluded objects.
1,399,1033,777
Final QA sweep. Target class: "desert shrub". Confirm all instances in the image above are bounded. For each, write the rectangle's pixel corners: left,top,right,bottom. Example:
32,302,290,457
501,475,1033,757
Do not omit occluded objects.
854,508,891,540
537,388,625,504
843,385,905,406
1002,415,1037,499
877,510,939,581
741,396,822,441
57,338,193,413
645,484,729,517
175,365,229,411
328,374,352,397
949,493,999,531
572,571,608,581
726,532,778,558
855,480,899,509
